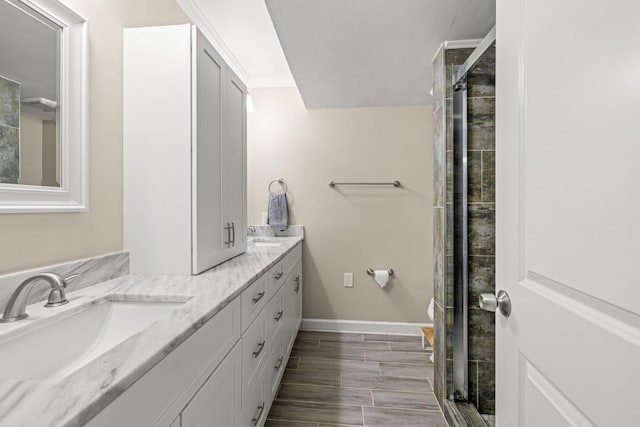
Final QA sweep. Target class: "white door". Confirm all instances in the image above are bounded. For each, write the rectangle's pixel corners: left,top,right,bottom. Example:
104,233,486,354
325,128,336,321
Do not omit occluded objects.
496,1,640,426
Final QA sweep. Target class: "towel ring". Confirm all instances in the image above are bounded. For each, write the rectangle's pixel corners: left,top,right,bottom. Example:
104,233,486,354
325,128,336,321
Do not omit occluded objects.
268,178,287,193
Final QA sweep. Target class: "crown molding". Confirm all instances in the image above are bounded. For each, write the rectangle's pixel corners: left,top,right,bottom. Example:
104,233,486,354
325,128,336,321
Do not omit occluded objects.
176,0,249,84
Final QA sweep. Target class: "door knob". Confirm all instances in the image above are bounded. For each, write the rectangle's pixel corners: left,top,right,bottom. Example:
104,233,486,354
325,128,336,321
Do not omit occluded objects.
479,290,511,317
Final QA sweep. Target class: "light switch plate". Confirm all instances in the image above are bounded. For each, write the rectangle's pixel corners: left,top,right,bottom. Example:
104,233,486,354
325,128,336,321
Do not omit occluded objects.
344,273,354,288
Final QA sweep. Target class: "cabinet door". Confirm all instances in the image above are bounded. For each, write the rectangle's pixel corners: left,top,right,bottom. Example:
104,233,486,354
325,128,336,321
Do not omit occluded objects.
192,29,225,274
222,67,247,257
181,343,241,427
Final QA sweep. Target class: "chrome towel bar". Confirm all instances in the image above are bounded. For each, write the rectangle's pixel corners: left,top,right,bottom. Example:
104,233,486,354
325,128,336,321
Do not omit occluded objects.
328,180,400,187
367,268,394,276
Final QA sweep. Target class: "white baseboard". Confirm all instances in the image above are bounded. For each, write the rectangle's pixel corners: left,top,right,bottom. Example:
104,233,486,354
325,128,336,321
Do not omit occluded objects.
301,318,432,336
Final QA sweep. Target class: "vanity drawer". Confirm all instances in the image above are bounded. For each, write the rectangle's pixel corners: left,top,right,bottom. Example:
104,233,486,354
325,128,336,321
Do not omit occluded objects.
242,375,266,427
266,336,286,403
265,284,285,343
265,262,284,299
242,276,267,331
242,308,268,394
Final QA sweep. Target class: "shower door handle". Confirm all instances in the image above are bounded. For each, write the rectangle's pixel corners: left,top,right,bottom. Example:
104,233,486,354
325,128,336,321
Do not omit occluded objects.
479,290,511,317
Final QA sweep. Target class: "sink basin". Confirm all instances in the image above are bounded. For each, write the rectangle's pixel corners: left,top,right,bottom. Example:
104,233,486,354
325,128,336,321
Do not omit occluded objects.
252,239,283,248
0,298,185,381
255,241,283,247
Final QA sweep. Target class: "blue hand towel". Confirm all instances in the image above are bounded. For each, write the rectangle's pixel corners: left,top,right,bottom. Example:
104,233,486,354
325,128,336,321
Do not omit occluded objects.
268,192,289,231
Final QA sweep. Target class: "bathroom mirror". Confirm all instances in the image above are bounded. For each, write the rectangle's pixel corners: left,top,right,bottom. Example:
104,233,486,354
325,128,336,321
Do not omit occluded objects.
0,0,87,212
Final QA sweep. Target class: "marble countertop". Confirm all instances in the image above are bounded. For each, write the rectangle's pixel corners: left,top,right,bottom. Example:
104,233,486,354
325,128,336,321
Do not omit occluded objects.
0,236,303,427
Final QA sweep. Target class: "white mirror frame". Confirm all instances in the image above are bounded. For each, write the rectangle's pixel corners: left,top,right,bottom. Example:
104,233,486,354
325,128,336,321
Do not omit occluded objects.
0,0,87,213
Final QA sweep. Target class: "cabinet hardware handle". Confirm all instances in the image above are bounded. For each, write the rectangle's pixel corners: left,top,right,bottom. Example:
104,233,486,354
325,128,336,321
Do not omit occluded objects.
253,340,266,358
274,272,283,280
274,310,284,321
223,223,231,247
252,291,265,304
294,276,300,293
252,403,265,426
274,356,284,370
231,222,235,247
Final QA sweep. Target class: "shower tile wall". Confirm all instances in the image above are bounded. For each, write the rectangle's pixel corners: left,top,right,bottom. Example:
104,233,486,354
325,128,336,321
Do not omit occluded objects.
466,48,495,415
0,76,20,183
432,44,496,419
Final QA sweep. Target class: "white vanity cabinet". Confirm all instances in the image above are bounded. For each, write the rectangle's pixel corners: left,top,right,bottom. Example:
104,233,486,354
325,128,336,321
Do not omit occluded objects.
240,244,302,426
123,24,247,275
87,243,303,427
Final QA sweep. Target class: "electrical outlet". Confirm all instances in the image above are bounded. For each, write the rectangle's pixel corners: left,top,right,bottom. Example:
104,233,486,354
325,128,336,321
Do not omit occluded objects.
344,273,354,288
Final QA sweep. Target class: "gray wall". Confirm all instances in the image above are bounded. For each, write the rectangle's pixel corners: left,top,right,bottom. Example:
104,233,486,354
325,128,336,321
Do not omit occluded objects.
247,87,433,323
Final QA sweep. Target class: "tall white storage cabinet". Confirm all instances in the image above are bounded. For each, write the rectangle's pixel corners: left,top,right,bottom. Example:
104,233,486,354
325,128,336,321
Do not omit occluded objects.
124,24,247,274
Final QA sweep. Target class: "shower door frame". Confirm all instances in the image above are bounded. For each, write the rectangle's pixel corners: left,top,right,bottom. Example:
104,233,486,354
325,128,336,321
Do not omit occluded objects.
452,76,469,401
450,26,496,405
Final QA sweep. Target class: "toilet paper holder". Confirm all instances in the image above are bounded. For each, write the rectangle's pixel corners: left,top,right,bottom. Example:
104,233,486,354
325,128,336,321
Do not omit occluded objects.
367,268,394,276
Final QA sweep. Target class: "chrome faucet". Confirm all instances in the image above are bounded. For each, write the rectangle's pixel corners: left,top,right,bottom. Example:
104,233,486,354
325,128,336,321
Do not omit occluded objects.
0,272,78,323
248,226,257,236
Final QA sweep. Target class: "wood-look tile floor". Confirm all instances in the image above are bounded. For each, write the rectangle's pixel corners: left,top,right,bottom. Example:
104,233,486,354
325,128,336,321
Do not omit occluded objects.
265,331,447,427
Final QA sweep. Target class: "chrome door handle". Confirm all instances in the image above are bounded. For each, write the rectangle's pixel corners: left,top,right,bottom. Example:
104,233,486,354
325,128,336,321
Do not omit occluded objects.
479,290,511,317
294,276,300,293
231,222,235,247
274,310,284,321
252,340,266,358
274,272,283,280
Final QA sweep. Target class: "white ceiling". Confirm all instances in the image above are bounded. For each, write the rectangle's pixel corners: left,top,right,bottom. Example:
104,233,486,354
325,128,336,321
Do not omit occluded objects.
182,0,495,108
189,0,295,87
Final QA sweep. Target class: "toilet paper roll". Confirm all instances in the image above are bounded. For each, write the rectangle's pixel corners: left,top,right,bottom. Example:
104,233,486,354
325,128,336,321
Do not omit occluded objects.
427,298,435,321
373,270,389,288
